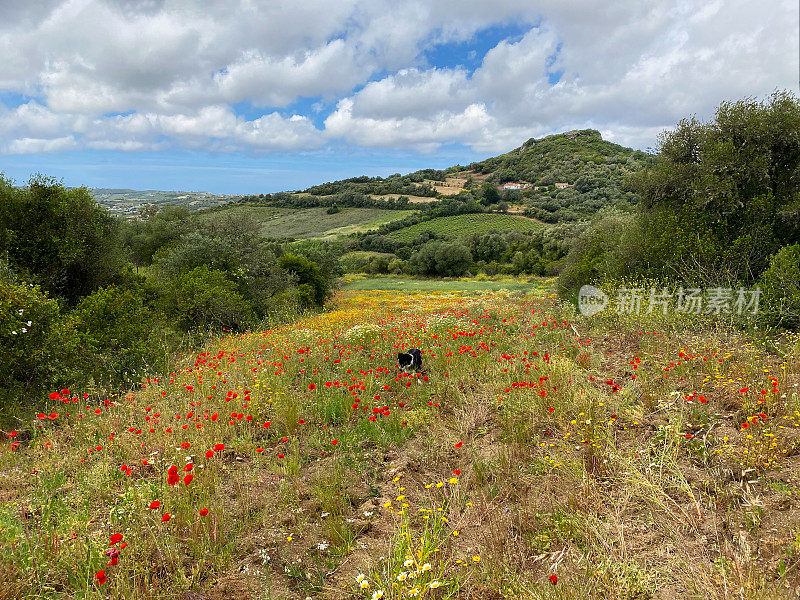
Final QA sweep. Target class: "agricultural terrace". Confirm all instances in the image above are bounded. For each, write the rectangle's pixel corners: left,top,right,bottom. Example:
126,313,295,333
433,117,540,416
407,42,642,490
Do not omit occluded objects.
2,288,800,599
389,214,542,242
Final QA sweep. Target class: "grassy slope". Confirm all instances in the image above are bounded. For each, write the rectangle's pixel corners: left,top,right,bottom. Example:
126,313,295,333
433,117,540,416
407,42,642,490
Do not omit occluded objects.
196,205,416,240
2,286,800,599
389,213,542,242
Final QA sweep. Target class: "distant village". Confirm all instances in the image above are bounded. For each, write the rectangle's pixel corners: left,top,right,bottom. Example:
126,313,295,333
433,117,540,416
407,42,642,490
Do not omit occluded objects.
502,182,572,191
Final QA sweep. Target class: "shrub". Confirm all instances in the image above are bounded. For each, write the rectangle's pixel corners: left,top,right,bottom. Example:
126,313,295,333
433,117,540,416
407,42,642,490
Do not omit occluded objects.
759,244,800,328
164,265,254,331
278,253,331,307
68,280,165,387
409,241,472,277
0,265,66,412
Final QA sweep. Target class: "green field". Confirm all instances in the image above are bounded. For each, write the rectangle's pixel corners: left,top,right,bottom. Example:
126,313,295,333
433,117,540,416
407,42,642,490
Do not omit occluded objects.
389,213,542,242
196,205,416,240
340,275,550,291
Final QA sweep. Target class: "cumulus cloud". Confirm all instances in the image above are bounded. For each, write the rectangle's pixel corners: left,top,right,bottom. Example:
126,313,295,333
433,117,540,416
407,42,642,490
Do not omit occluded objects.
0,0,795,156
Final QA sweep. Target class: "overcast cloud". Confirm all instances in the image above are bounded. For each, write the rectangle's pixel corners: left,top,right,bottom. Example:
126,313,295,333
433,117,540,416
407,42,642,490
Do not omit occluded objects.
0,0,796,159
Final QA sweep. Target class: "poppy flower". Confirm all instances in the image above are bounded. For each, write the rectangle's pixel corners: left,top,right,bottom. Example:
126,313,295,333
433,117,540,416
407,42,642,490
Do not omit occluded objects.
95,570,107,585
214,443,225,452
161,513,171,522
205,450,214,459
109,533,123,545
455,441,463,448
199,508,209,516
549,574,558,585
331,439,338,445
183,473,193,485
148,500,161,510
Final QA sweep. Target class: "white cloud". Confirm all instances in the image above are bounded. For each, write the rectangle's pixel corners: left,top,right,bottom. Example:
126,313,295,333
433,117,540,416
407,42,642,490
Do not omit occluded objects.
0,0,795,156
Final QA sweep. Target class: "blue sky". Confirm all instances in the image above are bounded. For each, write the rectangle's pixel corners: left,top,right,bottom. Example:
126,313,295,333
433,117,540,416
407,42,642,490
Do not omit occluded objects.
0,1,796,194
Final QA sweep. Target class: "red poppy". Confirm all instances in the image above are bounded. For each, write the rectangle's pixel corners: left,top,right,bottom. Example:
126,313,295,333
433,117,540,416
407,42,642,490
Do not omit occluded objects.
183,473,193,486
214,443,225,451
95,570,107,585
455,441,463,448
161,513,171,522
199,508,209,516
109,533,123,545
549,574,558,585
331,439,338,445
205,450,214,459
148,500,161,510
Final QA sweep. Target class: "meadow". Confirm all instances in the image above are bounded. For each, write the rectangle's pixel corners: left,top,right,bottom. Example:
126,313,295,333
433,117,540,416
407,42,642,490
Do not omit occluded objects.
196,206,417,240
389,214,542,243
2,285,800,599
340,275,548,292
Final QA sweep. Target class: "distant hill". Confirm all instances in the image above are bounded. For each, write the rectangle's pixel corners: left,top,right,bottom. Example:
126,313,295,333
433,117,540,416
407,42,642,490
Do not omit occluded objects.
89,188,239,218
463,129,654,221
240,129,654,223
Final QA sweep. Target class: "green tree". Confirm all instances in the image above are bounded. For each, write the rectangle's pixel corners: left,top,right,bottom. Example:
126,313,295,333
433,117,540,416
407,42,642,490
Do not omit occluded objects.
480,181,500,206
278,253,331,307
0,175,125,303
165,265,254,331
759,244,800,328
626,91,800,283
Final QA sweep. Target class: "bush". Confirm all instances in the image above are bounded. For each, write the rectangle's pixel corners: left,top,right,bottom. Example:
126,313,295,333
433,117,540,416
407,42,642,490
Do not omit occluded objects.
67,280,165,387
164,265,255,331
0,265,67,412
409,241,472,277
0,175,125,303
759,244,800,328
278,253,331,307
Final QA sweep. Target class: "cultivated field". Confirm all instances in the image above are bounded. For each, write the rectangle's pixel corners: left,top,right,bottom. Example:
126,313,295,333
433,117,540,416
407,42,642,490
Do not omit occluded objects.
390,214,542,242
3,285,799,599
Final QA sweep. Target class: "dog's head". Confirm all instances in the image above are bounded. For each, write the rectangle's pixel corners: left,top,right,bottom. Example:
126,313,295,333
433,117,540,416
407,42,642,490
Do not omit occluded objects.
398,352,413,372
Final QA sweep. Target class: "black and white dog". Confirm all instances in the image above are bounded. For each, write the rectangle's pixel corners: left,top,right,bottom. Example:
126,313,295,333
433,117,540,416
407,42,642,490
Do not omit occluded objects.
398,348,423,374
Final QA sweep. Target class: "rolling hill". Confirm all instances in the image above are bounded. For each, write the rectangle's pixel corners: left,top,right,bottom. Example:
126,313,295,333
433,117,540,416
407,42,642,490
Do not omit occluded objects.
238,129,654,224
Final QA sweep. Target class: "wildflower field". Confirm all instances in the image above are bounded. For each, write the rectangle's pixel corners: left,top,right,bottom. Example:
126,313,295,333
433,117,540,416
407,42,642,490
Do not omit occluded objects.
2,287,800,599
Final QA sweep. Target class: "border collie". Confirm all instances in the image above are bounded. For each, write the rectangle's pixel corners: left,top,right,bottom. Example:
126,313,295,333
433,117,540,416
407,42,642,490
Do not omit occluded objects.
398,348,422,374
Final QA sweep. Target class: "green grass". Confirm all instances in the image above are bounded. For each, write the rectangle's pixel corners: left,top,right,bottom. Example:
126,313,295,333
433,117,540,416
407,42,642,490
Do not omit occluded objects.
389,213,542,242
196,205,416,240
340,275,551,291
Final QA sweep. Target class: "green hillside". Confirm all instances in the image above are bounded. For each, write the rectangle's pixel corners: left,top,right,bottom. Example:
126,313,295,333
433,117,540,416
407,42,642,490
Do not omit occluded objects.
466,129,654,221
239,129,654,223
194,205,415,240
389,213,541,242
